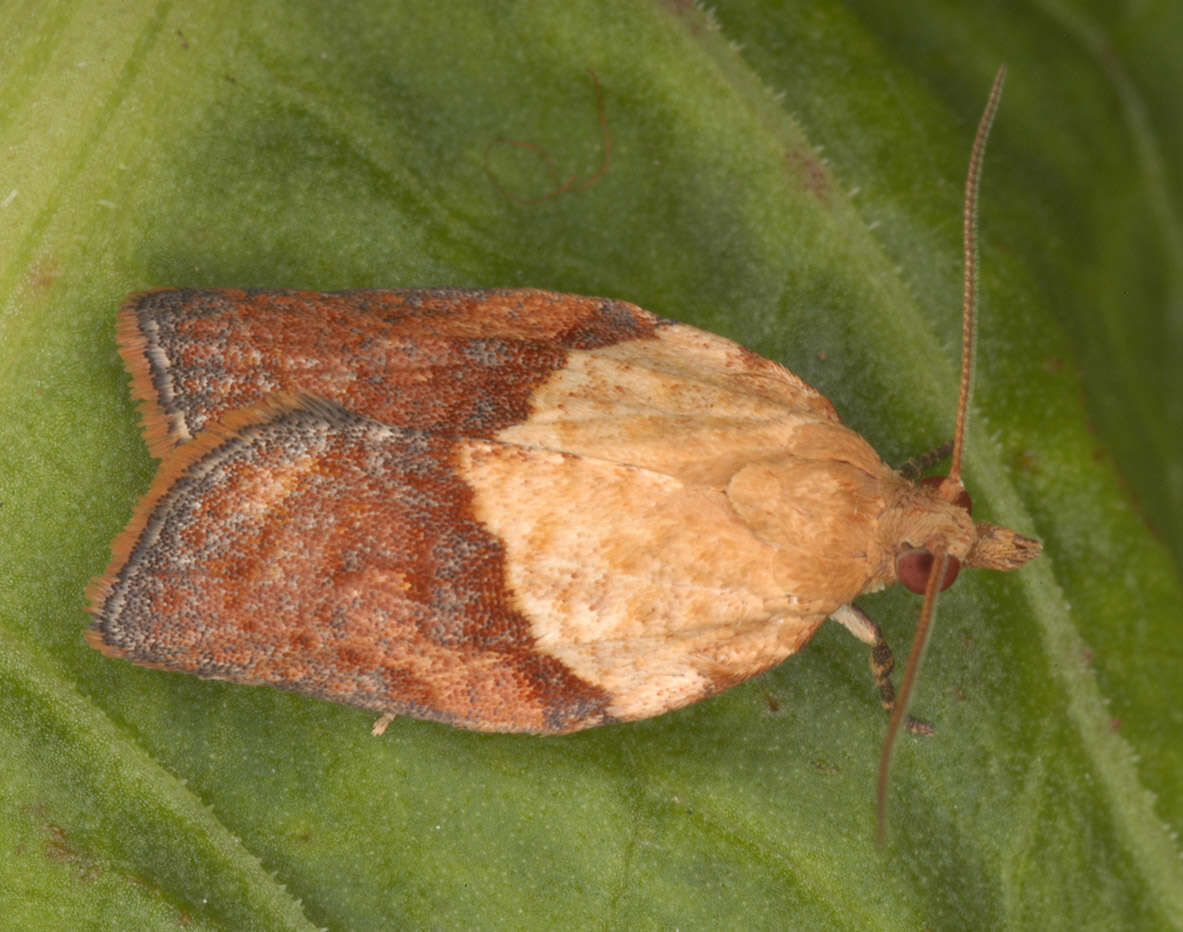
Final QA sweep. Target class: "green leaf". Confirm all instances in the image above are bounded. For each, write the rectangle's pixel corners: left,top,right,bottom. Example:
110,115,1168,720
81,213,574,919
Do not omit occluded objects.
2,0,1180,927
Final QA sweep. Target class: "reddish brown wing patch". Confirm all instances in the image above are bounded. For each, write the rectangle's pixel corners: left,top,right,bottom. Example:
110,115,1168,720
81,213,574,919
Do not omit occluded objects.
118,288,664,456
87,396,612,733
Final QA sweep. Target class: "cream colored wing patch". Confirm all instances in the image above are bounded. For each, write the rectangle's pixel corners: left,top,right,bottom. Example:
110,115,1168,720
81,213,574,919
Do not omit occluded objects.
459,436,856,722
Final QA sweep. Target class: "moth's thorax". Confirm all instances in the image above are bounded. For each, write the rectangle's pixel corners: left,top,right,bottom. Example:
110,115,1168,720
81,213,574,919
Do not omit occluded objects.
724,423,897,609
722,430,978,605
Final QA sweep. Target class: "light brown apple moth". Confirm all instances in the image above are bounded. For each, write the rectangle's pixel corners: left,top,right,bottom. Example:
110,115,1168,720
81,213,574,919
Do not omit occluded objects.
87,67,1036,839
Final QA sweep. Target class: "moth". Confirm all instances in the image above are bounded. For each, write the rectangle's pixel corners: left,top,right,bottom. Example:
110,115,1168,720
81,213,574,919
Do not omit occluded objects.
87,67,1037,833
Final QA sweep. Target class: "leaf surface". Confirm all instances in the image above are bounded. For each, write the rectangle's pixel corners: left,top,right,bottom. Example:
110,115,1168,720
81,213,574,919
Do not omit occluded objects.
2,1,1180,927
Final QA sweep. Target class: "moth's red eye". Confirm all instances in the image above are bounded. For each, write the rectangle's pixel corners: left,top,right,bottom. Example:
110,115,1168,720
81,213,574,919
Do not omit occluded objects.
897,549,962,594
919,475,973,514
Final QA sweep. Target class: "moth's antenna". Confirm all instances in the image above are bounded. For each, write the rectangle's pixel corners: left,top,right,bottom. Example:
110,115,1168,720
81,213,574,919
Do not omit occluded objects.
877,66,1007,846
949,65,1006,486
877,547,947,845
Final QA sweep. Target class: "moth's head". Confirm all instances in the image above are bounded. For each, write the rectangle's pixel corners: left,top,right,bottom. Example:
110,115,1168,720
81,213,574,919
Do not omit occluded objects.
892,474,1041,595
876,462,1040,851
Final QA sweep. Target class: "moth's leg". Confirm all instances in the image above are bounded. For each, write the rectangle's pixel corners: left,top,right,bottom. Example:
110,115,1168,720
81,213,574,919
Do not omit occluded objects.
829,603,895,705
371,712,398,737
897,441,954,481
830,604,934,736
